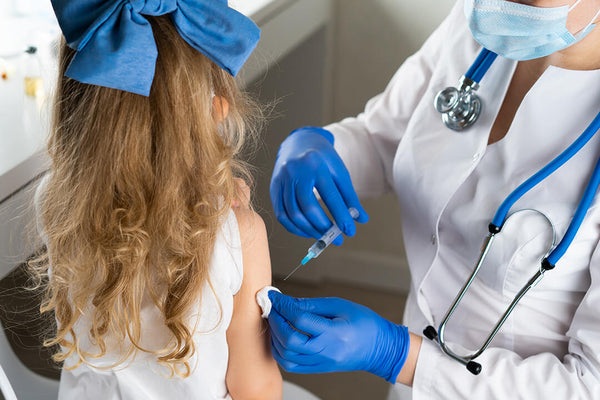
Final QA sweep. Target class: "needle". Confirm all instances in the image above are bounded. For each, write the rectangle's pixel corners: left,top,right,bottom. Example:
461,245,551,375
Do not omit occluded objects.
282,208,360,281
283,263,304,281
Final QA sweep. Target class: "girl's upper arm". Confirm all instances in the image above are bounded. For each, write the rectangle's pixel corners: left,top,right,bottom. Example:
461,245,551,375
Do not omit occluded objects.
226,207,282,400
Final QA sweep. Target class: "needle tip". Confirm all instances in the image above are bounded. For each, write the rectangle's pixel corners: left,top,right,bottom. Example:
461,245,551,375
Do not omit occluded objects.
283,263,303,281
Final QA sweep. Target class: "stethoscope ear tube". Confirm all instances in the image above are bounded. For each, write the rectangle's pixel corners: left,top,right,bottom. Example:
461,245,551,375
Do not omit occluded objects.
547,136,600,264
465,49,497,83
492,111,600,230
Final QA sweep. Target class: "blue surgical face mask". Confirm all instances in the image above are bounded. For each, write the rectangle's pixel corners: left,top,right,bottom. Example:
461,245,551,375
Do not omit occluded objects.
464,0,600,61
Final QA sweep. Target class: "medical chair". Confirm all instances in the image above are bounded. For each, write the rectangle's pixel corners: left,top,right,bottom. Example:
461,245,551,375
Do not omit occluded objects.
0,317,59,400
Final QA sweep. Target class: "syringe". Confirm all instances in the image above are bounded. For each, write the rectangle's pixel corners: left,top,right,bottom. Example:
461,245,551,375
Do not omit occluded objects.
283,207,360,281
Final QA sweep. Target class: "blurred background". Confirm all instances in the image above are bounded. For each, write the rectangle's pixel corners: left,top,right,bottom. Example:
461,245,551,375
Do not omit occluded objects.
0,0,455,398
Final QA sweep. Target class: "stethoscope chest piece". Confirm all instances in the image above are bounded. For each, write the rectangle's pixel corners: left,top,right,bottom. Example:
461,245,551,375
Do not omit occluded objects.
435,76,481,131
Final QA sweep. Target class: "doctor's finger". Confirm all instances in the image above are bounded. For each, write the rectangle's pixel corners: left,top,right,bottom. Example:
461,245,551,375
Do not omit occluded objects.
276,295,353,319
271,344,329,374
271,335,326,367
270,322,320,357
271,176,311,238
268,308,308,348
268,309,322,354
332,167,369,224
282,180,323,239
268,292,333,335
270,337,302,361
271,339,312,373
273,200,311,239
316,173,358,238
270,177,303,235
296,180,336,235
269,176,285,218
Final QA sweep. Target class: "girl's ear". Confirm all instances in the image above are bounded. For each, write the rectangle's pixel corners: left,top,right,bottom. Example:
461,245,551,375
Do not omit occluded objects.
212,96,229,122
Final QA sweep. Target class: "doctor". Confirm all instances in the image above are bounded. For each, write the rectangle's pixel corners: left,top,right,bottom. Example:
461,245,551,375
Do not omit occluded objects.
267,0,600,398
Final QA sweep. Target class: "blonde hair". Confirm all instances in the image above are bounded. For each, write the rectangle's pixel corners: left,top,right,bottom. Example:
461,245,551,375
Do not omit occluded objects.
30,16,259,377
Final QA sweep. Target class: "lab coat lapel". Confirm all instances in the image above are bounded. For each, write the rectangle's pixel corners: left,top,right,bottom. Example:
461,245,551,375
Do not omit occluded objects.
393,55,517,292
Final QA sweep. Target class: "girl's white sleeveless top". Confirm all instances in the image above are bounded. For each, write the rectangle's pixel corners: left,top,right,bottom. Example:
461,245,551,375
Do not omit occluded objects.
35,176,244,400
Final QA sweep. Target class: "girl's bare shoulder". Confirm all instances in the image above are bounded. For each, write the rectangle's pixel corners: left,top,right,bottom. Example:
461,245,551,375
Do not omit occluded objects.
232,206,271,285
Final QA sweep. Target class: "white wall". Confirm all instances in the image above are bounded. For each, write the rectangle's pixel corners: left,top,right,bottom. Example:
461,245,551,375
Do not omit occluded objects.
319,0,456,292
333,0,456,119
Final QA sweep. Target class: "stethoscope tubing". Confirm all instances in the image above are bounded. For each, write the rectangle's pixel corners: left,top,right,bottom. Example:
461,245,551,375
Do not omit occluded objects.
550,142,600,264
491,111,600,265
465,48,497,83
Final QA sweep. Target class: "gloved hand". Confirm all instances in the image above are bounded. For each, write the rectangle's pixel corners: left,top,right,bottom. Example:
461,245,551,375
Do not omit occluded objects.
270,126,368,245
267,291,410,383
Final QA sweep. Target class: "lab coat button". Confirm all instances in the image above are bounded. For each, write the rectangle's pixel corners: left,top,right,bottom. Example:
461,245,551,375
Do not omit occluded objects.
431,234,436,245
472,152,481,162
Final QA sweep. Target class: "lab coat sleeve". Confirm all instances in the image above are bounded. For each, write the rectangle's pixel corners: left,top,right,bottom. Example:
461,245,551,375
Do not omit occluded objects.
325,2,461,198
412,248,600,399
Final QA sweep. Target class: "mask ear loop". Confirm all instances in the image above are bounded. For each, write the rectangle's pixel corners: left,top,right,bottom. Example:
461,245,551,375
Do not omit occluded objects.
575,6,600,36
569,0,600,34
568,0,584,12
589,6,600,24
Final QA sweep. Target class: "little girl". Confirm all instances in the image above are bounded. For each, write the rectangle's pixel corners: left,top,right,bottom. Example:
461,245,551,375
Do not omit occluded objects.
32,1,282,399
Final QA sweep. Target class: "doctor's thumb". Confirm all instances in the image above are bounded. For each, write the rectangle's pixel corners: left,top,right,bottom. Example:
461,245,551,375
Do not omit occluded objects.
268,292,352,319
267,291,314,315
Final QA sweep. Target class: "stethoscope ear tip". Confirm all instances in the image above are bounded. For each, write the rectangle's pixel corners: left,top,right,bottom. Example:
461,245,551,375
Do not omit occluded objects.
423,325,438,341
423,324,483,375
466,361,482,375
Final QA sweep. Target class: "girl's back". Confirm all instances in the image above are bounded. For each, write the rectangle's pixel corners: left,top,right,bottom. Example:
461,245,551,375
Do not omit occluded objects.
33,6,281,399
48,203,243,399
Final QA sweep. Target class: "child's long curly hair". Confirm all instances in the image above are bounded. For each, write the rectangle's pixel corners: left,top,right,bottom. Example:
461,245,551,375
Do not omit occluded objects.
30,16,259,377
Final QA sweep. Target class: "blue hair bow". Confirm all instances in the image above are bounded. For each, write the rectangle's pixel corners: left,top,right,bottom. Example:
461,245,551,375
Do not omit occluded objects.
50,0,260,96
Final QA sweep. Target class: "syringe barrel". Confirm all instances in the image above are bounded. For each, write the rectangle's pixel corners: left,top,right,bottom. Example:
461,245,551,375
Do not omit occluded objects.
308,240,327,259
308,208,360,258
320,226,342,247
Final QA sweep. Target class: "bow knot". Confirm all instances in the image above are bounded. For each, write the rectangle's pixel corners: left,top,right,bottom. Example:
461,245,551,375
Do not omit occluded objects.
51,0,260,96
128,0,176,15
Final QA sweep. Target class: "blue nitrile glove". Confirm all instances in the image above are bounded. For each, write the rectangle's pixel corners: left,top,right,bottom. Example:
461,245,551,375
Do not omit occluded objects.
267,291,410,383
270,126,368,245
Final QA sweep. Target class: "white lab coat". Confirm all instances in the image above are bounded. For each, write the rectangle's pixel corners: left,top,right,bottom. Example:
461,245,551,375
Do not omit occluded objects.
326,1,600,398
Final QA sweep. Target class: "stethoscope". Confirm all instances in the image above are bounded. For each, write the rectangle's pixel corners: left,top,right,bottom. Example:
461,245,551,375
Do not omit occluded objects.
434,48,497,131
424,48,600,375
